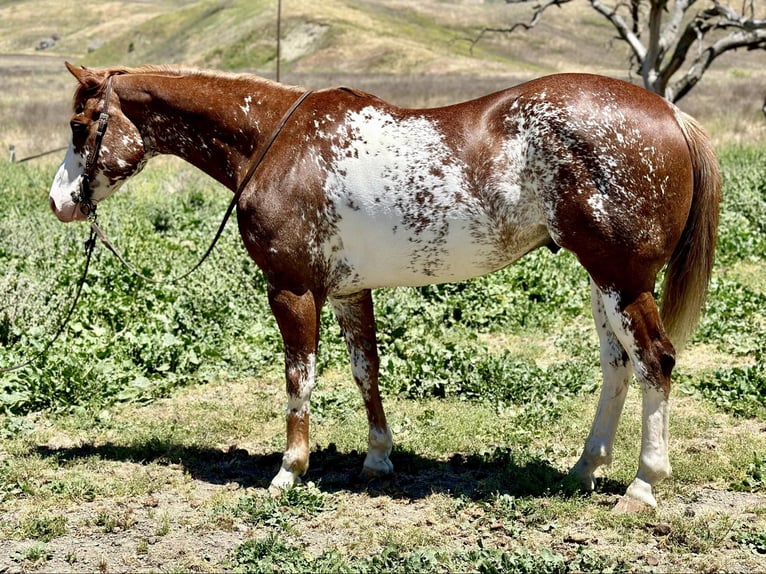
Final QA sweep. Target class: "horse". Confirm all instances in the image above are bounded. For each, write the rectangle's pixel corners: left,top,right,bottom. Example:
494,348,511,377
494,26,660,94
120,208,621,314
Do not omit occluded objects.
49,62,720,512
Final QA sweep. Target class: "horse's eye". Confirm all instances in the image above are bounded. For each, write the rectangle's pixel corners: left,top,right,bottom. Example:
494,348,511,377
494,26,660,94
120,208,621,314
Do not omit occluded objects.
70,120,88,135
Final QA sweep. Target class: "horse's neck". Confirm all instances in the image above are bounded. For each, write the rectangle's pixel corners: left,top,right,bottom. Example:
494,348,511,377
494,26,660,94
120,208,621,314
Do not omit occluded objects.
125,73,301,190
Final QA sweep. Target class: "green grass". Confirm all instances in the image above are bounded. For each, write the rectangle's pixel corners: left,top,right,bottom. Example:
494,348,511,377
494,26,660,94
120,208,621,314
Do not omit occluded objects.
1,146,765,422
0,146,764,571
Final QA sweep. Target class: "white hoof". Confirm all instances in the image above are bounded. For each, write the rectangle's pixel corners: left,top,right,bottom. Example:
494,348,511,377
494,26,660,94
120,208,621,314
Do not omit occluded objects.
613,477,657,513
361,426,394,479
268,466,301,497
361,453,394,479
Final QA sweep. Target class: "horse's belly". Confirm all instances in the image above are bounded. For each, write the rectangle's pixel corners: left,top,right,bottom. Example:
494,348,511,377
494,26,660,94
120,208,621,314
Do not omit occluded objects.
324,198,549,293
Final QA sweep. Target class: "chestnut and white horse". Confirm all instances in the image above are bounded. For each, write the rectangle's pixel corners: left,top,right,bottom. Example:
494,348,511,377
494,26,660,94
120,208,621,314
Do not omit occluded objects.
49,63,720,511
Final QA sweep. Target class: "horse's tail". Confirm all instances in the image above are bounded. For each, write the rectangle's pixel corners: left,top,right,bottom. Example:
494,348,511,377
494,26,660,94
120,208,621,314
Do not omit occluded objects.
660,109,721,351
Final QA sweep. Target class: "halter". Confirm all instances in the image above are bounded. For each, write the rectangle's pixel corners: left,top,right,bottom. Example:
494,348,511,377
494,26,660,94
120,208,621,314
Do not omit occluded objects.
3,83,313,371
72,75,115,218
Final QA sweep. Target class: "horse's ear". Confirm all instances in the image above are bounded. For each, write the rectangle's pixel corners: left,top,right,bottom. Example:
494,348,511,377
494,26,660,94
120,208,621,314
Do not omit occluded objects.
64,61,104,89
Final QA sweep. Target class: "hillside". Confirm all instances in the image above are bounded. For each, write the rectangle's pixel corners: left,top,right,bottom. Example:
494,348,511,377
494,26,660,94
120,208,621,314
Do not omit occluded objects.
0,0,632,77
0,0,763,153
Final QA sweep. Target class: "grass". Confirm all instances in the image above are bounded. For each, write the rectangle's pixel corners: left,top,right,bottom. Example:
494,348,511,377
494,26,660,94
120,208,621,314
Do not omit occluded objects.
0,374,764,570
0,143,765,569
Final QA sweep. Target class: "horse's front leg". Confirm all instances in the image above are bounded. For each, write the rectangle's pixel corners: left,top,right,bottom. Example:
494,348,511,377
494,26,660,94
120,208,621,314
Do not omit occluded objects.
268,287,323,494
331,290,393,479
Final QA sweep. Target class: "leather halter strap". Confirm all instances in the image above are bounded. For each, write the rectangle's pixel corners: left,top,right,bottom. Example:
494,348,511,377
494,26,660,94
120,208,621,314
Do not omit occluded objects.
90,87,315,284
74,75,115,217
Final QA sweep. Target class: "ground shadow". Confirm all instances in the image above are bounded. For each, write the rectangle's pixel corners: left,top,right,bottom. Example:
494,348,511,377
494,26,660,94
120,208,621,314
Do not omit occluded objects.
33,440,624,502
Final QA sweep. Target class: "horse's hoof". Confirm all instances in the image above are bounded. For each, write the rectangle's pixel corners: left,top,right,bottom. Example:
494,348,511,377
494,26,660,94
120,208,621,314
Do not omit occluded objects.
563,469,594,494
361,456,394,480
568,465,596,492
269,467,301,497
611,495,653,514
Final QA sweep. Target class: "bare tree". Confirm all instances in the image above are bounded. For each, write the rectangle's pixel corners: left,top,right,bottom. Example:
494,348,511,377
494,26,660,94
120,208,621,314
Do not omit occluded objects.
474,0,766,103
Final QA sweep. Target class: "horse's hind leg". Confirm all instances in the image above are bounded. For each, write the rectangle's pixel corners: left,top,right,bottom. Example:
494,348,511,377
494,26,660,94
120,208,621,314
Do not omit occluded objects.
599,287,675,512
331,290,394,479
268,287,323,493
571,281,633,491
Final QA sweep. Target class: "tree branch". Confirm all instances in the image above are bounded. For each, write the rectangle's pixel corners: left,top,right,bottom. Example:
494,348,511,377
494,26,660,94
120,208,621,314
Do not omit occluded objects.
668,27,766,101
469,0,574,52
469,0,766,103
589,1,647,60
662,1,766,101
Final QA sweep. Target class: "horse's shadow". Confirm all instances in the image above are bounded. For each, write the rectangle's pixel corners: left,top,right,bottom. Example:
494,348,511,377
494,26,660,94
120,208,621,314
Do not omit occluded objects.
33,440,625,501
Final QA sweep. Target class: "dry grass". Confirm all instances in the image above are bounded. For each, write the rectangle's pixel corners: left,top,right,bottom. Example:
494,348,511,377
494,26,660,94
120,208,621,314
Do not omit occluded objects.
1,373,764,572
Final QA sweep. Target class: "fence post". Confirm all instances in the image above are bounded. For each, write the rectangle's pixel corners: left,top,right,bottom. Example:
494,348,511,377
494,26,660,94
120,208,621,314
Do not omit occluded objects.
8,145,15,163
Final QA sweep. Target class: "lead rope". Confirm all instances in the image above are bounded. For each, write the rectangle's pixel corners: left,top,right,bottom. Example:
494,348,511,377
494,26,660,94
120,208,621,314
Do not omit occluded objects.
90,88,314,285
0,225,98,373
1,88,313,371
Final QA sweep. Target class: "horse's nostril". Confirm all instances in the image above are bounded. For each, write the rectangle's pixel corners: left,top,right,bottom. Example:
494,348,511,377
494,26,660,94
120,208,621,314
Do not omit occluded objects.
49,195,57,213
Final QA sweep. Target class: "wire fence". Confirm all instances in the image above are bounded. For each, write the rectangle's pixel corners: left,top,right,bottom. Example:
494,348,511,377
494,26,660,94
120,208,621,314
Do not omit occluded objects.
8,144,67,164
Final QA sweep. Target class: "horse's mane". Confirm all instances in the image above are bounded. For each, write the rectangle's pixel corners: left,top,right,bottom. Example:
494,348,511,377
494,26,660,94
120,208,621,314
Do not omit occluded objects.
72,65,295,109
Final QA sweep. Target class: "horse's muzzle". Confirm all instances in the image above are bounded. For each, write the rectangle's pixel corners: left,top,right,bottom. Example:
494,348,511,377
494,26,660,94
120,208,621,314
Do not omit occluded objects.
49,195,88,223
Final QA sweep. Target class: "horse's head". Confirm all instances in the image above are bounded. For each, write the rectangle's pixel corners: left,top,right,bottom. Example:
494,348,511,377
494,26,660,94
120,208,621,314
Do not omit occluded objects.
49,63,146,222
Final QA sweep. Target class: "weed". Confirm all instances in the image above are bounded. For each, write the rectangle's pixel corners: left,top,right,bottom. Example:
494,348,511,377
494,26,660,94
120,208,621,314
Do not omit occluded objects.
93,509,136,534
136,539,149,554
736,529,766,555
229,533,311,573
664,515,735,555
155,512,171,536
16,543,52,564
233,483,329,529
47,475,98,501
686,362,766,418
95,512,118,533
731,453,766,493
18,513,67,542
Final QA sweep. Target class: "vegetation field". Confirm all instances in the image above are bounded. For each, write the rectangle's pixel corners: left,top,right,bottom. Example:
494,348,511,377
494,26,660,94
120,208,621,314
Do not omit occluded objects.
0,141,764,571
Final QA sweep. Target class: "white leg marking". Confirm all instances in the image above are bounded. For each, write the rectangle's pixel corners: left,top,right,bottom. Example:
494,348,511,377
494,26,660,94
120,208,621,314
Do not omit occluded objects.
362,425,394,477
624,383,671,507
331,296,394,479
599,289,672,509
270,466,301,492
270,352,316,492
572,283,632,490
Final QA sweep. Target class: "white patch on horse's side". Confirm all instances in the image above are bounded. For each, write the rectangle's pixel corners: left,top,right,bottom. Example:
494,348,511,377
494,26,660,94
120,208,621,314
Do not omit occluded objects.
320,106,549,293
